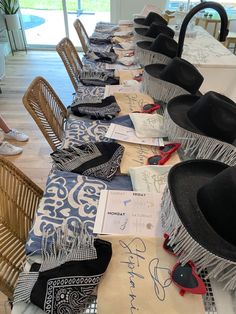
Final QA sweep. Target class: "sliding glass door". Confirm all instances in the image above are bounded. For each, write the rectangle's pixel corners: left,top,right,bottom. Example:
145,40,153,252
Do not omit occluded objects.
19,0,110,48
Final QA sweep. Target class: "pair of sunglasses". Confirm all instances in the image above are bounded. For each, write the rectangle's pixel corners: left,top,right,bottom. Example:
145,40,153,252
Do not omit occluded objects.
133,73,143,82
163,234,206,296
147,143,181,166
132,103,161,114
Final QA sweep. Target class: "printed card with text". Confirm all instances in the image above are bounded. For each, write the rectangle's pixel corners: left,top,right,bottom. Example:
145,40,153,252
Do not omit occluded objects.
105,124,164,146
93,190,162,236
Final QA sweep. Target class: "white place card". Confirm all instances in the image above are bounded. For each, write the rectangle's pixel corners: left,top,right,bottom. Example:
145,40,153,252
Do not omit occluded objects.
105,123,164,146
93,190,162,236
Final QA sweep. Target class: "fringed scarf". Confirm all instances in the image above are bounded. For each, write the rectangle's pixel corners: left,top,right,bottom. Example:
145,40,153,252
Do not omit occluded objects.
14,223,112,313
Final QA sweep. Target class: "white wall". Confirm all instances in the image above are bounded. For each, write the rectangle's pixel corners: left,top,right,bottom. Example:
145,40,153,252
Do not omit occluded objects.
111,0,168,23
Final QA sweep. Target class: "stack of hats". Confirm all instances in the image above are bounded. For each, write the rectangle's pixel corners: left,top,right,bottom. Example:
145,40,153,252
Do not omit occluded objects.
134,23,174,43
135,33,178,66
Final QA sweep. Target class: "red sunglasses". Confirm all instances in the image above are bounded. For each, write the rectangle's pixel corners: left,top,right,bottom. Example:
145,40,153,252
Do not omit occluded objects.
163,234,206,296
132,103,161,114
147,143,181,166
133,73,143,82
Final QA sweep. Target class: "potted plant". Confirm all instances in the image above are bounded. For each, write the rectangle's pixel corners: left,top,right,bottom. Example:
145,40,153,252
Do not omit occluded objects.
0,0,20,30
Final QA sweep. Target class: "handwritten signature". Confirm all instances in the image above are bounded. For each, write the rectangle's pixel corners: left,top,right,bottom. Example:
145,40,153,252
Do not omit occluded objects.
148,258,172,301
119,237,146,313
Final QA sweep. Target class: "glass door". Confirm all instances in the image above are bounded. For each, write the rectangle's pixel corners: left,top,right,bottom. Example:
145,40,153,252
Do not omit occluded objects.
19,0,110,48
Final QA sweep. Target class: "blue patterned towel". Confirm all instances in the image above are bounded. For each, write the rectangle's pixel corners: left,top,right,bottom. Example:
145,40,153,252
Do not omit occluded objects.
26,170,132,254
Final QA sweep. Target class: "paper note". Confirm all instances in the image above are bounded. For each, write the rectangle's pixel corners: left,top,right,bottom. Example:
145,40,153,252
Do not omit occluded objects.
103,85,141,98
98,236,205,314
129,165,172,193
105,63,142,70
114,92,153,115
105,124,164,146
94,190,162,236
119,142,181,174
117,69,144,84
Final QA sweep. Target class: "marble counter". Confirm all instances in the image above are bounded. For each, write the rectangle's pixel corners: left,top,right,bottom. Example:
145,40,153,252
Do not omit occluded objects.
173,26,236,100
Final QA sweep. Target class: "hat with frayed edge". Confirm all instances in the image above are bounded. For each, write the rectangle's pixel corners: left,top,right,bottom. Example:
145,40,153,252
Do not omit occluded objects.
133,12,168,28
51,142,124,181
161,159,236,290
135,33,178,66
14,222,112,313
142,57,204,103
164,91,236,165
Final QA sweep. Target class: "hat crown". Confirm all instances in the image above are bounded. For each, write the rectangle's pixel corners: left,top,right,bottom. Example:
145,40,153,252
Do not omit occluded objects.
197,166,236,246
187,91,236,144
145,23,174,38
144,12,167,26
159,57,204,94
150,33,177,58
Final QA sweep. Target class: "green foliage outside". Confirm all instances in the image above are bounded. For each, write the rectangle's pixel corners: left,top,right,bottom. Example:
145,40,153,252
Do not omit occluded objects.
19,0,110,12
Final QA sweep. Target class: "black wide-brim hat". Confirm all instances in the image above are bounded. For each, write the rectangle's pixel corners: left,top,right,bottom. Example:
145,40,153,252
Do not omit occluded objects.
135,33,177,66
142,57,203,103
134,23,174,43
133,12,168,28
164,91,236,165
161,159,236,290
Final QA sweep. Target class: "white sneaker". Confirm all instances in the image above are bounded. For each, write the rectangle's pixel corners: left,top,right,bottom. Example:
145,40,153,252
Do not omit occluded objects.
0,141,23,155
4,129,29,142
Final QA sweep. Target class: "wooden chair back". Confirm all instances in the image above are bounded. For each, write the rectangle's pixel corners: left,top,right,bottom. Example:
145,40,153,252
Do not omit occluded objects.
0,157,43,299
56,37,83,92
23,76,68,151
73,18,90,53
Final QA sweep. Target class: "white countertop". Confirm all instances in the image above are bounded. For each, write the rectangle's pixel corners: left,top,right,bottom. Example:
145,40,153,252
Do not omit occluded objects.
174,25,236,68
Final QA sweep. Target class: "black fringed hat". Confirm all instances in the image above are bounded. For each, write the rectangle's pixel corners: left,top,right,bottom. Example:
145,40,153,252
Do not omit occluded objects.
134,11,168,28
142,57,204,103
164,91,236,165
135,33,178,66
161,159,236,290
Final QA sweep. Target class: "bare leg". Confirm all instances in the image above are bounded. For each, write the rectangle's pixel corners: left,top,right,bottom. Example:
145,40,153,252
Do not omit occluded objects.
0,115,11,133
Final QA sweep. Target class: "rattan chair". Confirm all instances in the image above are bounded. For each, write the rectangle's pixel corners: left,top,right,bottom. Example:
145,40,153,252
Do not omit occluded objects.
23,76,68,151
73,18,90,54
0,157,43,300
56,37,83,92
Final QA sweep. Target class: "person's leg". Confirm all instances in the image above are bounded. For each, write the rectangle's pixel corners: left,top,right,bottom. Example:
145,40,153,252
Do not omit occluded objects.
0,115,29,142
0,115,11,133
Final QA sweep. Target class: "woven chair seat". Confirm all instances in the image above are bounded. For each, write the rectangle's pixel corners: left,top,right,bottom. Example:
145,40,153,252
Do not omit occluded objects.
0,222,26,297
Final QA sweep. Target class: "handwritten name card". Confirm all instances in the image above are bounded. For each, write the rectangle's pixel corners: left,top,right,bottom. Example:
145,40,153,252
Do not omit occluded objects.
119,142,181,174
114,92,153,115
98,236,205,314
103,85,141,98
129,165,172,193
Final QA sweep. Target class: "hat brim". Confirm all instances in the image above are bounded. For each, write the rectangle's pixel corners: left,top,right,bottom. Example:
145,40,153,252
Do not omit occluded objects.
167,94,205,135
133,18,145,26
134,28,147,36
145,63,166,78
168,159,236,261
136,41,152,50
